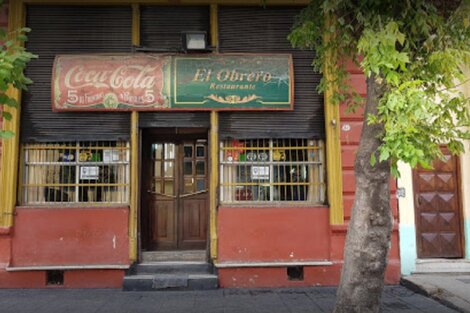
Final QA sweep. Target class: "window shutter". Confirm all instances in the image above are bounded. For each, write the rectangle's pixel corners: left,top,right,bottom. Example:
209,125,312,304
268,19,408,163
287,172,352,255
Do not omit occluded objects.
218,7,325,139
21,6,132,143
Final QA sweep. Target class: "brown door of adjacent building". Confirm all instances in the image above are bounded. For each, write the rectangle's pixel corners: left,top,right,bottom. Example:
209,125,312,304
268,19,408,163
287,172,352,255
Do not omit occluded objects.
413,150,464,258
142,134,209,251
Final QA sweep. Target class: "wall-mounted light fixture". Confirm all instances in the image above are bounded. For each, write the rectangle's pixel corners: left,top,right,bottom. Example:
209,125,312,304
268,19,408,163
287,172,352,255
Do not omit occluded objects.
182,31,208,51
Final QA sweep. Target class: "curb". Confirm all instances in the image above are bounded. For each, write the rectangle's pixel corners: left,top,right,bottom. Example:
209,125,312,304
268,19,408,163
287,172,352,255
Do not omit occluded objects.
400,277,466,313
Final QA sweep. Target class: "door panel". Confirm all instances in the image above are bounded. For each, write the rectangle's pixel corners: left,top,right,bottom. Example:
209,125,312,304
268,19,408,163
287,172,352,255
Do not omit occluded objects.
180,197,208,249
151,198,176,250
413,150,464,258
143,138,208,251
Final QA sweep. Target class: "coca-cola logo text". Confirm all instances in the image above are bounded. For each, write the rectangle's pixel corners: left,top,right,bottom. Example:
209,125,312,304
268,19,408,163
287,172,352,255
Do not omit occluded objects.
64,65,158,90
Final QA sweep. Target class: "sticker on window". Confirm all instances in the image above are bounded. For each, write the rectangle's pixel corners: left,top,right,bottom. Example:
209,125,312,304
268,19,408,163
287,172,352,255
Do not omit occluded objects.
251,166,269,180
80,166,99,180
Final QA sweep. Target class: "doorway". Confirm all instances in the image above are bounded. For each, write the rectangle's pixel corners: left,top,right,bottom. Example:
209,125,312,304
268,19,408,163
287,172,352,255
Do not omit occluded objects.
141,128,209,251
413,149,464,258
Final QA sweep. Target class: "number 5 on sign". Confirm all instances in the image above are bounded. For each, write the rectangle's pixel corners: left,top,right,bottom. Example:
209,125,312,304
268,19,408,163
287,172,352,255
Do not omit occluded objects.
145,90,155,102
68,89,78,104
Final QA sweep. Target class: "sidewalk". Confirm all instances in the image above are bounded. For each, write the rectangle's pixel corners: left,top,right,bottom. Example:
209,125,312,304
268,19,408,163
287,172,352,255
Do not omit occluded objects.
0,285,458,313
402,274,470,313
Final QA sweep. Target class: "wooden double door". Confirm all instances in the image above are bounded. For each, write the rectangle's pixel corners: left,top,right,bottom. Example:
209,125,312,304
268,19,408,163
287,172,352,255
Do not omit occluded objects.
413,150,464,258
142,134,209,251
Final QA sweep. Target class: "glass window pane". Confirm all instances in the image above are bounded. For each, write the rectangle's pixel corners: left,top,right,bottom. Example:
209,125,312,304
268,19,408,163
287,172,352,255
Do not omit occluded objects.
184,178,194,193
184,161,193,176
153,144,163,159
196,161,205,176
154,179,162,193
164,180,174,195
196,145,205,157
154,161,162,177
165,144,175,159
184,145,193,158
196,179,205,191
164,161,174,177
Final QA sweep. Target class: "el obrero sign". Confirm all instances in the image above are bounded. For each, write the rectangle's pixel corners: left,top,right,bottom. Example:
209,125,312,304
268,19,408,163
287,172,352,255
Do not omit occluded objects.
52,54,294,111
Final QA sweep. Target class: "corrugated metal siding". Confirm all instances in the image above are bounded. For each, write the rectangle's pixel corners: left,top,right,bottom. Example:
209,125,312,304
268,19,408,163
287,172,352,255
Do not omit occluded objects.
21,6,132,143
218,7,325,139
139,6,210,128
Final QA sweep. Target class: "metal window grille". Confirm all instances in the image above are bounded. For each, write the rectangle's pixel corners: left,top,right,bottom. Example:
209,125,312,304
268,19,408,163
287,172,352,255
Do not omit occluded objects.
220,139,325,204
21,141,130,205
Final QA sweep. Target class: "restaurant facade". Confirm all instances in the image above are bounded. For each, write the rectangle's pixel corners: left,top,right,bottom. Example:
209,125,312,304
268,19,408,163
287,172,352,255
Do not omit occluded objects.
0,0,400,289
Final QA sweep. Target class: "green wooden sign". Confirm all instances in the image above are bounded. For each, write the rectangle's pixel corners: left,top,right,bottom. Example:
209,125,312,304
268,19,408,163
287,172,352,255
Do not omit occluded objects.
172,55,293,110
53,54,293,111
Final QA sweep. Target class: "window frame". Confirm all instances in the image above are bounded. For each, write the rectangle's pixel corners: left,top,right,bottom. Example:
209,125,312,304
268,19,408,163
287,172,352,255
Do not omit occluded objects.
219,138,326,205
20,141,131,206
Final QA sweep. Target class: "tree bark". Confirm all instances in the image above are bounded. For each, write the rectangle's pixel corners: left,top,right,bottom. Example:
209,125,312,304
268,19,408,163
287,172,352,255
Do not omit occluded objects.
333,75,393,313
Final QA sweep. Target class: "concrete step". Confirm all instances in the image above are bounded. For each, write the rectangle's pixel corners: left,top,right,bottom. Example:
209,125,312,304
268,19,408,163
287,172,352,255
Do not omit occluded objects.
414,259,470,274
135,261,213,275
141,250,206,262
123,273,218,291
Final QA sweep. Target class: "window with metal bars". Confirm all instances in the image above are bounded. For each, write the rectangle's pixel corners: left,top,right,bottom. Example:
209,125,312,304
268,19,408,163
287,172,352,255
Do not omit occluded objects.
21,141,130,205
220,139,325,204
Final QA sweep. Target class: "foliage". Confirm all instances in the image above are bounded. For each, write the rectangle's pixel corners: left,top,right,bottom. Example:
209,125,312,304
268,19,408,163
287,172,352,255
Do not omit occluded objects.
0,0,37,139
289,0,470,176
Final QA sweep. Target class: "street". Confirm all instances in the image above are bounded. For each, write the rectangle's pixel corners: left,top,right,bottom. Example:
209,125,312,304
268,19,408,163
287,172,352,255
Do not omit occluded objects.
0,285,457,313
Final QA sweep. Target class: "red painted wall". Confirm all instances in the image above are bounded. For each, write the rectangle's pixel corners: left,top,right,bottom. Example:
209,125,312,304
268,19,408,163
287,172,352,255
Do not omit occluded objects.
0,269,124,289
217,206,339,287
11,207,130,267
218,265,342,288
0,228,11,267
218,207,330,263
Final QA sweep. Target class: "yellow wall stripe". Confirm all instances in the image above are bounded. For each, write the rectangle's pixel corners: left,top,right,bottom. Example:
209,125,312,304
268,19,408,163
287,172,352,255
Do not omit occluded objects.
324,14,344,225
0,1,24,228
209,4,219,262
129,4,140,262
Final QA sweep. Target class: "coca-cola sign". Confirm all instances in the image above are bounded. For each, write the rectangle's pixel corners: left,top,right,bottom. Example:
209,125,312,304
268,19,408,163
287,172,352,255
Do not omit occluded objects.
53,54,170,110
52,54,293,111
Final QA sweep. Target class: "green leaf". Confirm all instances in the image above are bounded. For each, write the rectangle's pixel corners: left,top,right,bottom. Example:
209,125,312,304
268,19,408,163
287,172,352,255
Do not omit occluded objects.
391,165,401,178
17,34,28,41
0,130,15,139
2,111,12,121
379,149,390,162
370,153,377,167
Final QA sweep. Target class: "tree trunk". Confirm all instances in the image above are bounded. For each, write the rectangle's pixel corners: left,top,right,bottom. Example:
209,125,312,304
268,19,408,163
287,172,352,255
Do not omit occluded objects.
333,75,393,313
